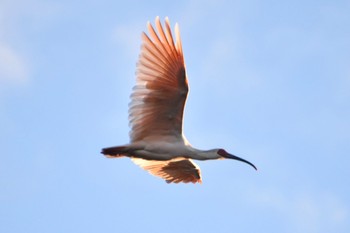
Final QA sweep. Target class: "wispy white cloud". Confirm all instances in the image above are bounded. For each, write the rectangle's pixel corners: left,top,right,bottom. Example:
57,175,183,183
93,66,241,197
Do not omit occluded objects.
0,43,28,85
0,0,61,89
0,1,28,86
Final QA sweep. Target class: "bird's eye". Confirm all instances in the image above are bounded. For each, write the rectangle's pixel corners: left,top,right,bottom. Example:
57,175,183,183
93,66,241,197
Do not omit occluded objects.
217,149,227,156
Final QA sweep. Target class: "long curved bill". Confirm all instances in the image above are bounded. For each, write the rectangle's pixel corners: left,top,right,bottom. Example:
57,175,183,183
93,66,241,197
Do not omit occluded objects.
224,153,257,170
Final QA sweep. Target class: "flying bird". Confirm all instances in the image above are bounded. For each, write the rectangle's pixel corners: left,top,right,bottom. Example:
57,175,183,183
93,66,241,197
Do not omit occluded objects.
102,17,257,184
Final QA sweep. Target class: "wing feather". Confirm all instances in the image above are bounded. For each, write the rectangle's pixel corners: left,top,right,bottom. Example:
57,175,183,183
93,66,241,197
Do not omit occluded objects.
129,17,188,142
132,158,202,184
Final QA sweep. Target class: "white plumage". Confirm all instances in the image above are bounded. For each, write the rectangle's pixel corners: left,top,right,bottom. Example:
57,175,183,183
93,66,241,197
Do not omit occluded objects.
102,17,256,184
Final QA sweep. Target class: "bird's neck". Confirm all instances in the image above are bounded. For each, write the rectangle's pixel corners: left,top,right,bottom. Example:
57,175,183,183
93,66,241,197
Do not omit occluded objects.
190,149,220,161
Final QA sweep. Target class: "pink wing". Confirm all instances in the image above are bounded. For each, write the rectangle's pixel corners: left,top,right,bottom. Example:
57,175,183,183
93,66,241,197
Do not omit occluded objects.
128,17,188,143
132,158,202,184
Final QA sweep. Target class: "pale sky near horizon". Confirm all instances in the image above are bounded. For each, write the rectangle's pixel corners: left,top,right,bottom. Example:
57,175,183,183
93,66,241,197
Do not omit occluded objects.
1,0,349,233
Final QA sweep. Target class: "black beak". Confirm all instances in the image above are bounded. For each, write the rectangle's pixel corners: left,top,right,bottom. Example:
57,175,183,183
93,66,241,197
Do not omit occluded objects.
223,153,257,170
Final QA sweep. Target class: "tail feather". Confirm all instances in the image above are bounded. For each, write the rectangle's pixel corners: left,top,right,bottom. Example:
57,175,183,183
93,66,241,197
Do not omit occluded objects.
101,146,128,158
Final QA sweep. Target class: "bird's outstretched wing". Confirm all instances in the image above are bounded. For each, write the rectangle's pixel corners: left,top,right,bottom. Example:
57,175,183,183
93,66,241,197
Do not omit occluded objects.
132,158,202,184
129,17,188,143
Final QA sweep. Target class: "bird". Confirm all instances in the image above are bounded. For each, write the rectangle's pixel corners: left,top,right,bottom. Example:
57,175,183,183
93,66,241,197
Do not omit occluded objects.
102,16,257,184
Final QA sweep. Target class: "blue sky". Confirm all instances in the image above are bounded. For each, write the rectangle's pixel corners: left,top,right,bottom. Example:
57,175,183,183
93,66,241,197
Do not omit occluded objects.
1,0,349,232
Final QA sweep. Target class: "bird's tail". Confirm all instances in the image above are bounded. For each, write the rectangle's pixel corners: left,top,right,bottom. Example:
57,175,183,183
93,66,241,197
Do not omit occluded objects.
101,146,128,158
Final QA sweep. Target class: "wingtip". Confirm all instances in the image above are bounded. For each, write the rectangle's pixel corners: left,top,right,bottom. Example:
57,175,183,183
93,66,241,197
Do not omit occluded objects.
165,16,170,24
165,179,202,184
155,16,160,24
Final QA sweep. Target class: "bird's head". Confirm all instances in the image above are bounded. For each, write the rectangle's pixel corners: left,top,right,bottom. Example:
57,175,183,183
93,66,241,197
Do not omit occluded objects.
217,149,257,170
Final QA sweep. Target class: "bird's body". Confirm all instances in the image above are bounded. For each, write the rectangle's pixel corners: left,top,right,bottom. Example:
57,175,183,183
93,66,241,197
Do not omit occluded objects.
102,17,256,184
